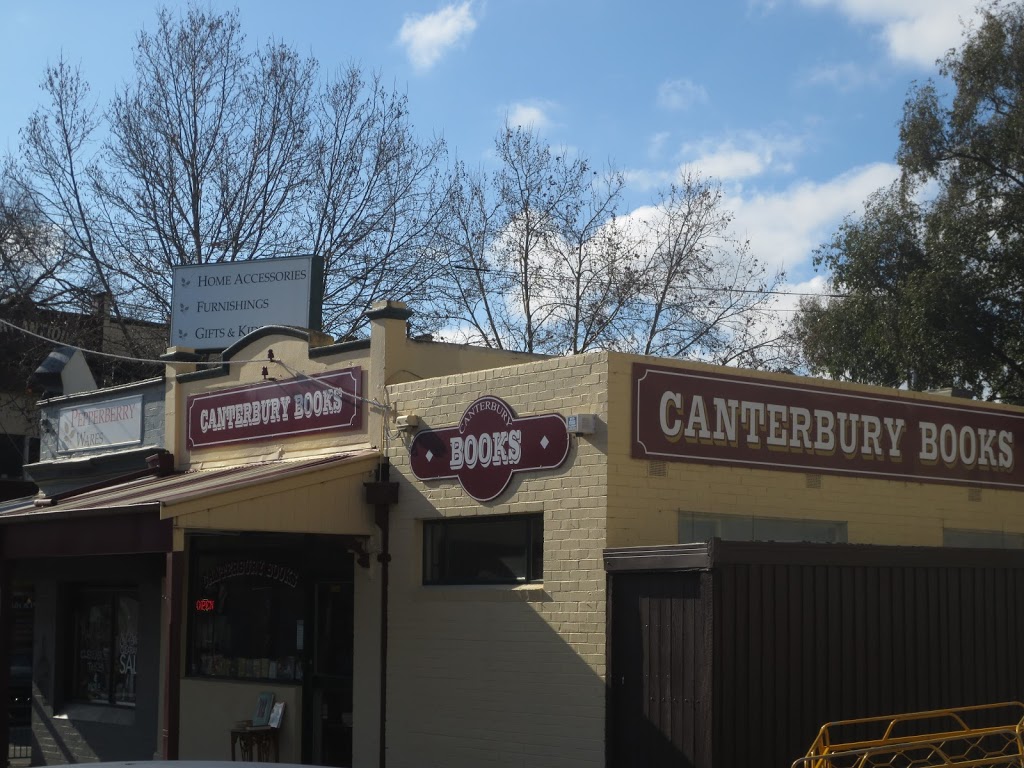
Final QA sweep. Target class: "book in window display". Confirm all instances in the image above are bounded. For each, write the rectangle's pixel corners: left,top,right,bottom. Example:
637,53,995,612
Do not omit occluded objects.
190,552,305,683
268,701,286,729
252,691,275,727
277,656,294,681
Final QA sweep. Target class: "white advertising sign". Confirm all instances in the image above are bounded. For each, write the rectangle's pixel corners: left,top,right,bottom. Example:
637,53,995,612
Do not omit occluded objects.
58,395,144,453
170,255,322,350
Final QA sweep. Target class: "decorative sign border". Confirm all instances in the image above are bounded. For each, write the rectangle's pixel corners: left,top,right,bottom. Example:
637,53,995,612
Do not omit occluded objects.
409,396,570,502
187,368,362,449
632,363,1023,489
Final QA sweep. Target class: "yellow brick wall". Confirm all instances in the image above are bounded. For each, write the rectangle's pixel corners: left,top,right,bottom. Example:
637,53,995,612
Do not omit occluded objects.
605,352,1024,548
383,353,610,768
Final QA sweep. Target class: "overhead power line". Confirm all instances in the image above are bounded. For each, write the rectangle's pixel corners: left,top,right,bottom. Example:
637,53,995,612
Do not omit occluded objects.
0,317,261,368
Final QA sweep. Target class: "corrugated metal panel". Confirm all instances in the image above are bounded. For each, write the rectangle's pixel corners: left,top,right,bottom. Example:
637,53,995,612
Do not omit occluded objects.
605,543,711,572
0,450,380,522
711,559,1024,768
607,541,1024,768
609,570,712,768
157,450,379,510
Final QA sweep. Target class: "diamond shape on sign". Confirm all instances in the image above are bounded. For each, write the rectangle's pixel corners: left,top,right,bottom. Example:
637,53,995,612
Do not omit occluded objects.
426,450,434,462
540,436,549,449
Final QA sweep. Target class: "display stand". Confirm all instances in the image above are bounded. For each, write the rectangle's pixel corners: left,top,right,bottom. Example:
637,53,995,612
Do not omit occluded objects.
230,723,280,762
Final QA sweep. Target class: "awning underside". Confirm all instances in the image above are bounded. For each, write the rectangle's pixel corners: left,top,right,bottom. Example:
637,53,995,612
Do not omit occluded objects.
0,450,383,538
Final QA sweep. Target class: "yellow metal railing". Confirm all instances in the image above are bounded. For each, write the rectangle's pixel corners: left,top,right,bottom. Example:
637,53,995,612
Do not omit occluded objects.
794,702,1024,768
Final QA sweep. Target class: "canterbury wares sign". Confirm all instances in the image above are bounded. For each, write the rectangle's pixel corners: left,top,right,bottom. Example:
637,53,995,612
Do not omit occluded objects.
410,396,570,502
187,368,362,449
633,363,1024,490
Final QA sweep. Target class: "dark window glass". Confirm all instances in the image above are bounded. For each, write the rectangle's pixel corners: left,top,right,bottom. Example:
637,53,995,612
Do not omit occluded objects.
188,551,305,681
678,512,847,544
0,435,39,479
423,514,543,585
72,589,138,706
944,528,1024,549
114,594,139,705
27,437,40,465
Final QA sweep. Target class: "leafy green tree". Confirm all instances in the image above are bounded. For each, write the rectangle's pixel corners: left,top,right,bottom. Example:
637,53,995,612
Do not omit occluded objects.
793,1,1024,402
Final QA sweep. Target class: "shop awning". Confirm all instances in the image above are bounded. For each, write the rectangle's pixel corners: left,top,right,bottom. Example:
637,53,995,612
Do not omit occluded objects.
159,449,382,537
0,450,384,552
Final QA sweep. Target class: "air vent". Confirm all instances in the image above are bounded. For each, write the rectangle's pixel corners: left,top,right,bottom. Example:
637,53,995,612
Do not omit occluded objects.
968,487,982,502
648,460,667,477
806,473,822,489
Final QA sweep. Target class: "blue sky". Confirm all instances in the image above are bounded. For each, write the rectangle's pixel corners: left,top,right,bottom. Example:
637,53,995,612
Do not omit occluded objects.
0,0,981,313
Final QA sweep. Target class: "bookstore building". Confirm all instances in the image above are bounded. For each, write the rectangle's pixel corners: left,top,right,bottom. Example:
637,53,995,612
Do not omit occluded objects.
1,265,1023,768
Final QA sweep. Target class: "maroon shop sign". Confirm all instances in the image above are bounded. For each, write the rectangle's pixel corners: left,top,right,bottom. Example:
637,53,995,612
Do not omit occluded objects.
410,396,570,502
187,368,362,449
633,363,1024,490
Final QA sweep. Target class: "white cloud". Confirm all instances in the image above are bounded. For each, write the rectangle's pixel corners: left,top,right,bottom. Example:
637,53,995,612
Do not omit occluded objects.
692,149,770,180
656,78,709,110
648,131,671,160
774,275,831,316
747,0,780,15
800,0,980,68
623,167,674,191
398,2,477,72
801,61,878,90
627,132,806,189
622,160,898,286
504,101,556,131
690,133,803,181
725,161,899,274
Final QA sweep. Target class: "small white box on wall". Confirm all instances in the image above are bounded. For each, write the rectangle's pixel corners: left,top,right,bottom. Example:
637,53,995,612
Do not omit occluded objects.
566,414,597,435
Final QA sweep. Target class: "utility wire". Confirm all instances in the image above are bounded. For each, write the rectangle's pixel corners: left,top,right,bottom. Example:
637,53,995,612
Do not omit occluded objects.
0,316,394,416
0,317,264,368
273,359,390,412
447,263,846,298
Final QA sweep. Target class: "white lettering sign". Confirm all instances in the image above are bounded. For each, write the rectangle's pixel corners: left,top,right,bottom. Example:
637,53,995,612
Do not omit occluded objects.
448,430,523,470
655,392,1014,473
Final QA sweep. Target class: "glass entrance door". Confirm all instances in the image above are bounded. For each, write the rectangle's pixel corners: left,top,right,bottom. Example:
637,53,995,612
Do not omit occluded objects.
310,581,354,767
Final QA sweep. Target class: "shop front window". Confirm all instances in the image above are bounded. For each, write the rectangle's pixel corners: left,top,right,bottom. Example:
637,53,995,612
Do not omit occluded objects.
678,511,848,544
72,589,138,706
189,550,305,682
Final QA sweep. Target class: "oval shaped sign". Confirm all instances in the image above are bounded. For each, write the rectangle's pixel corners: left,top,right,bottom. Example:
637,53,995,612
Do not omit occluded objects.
409,396,570,502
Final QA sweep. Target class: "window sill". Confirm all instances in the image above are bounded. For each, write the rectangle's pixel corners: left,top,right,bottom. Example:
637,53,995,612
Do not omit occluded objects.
183,674,303,686
418,583,551,603
56,703,135,726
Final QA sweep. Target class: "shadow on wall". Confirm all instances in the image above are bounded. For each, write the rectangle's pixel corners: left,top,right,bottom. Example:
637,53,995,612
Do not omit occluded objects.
21,559,163,766
609,555,1024,768
383,464,690,768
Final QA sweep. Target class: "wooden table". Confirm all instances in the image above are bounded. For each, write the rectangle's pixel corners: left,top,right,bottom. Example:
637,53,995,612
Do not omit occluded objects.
230,725,279,762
